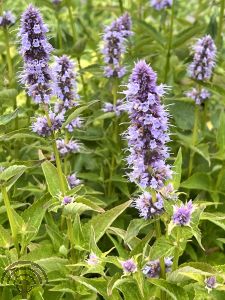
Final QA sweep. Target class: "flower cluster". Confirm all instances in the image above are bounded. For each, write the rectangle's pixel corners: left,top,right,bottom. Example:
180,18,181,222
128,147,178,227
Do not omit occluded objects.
67,173,82,188
121,259,137,274
56,139,80,156
53,55,79,111
65,117,83,132
143,257,172,278
102,13,132,78
186,88,210,105
134,192,164,219
173,201,193,226
102,99,125,116
19,5,53,104
0,11,16,27
124,60,171,190
188,35,216,81
31,111,64,137
150,0,172,10
205,276,217,292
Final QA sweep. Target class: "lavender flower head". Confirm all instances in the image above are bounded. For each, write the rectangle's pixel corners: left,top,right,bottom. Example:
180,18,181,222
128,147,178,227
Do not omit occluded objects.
62,196,73,205
124,60,171,190
186,88,210,105
143,257,172,278
86,253,99,266
65,117,83,132
53,55,79,111
56,139,80,156
188,35,216,81
134,191,164,219
121,259,137,274
205,276,217,292
150,0,172,10
0,11,16,27
31,111,64,137
19,5,53,104
102,13,132,78
67,173,82,188
173,201,193,226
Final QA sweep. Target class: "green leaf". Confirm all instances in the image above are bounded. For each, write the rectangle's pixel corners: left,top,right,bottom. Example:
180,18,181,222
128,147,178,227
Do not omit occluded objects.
171,148,182,190
217,111,225,153
201,212,225,230
0,108,21,126
180,172,212,191
124,219,152,244
136,20,164,46
148,278,189,300
41,161,68,197
150,236,175,260
172,24,204,48
83,200,132,244
0,225,12,248
0,165,26,182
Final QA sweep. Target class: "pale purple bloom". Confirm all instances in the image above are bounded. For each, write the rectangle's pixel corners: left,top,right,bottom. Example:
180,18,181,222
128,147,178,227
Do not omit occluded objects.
0,11,16,27
102,13,132,78
67,173,82,188
31,111,64,137
53,55,79,111
188,35,216,81
121,259,137,274
52,0,62,5
186,88,210,105
19,5,53,104
205,276,216,291
160,183,177,200
65,117,83,132
56,139,80,156
124,60,171,191
150,0,172,10
86,253,99,266
143,257,172,278
134,191,164,219
173,201,193,226
62,196,73,205
102,99,125,116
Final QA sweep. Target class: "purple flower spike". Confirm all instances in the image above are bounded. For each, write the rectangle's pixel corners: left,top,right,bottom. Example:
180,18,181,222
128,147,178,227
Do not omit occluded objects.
188,35,216,81
62,196,73,205
134,191,164,219
173,201,193,226
53,55,79,112
0,11,16,27
124,60,171,190
205,276,217,291
121,259,137,274
56,139,80,156
186,88,210,105
19,5,53,104
143,257,172,278
102,13,132,78
67,173,82,188
31,111,64,137
150,0,172,10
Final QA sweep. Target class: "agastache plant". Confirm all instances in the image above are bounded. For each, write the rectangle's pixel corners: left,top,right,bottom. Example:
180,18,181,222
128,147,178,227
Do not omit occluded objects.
0,11,16,27
124,60,171,192
186,35,216,105
19,5,53,104
102,13,132,78
150,0,172,10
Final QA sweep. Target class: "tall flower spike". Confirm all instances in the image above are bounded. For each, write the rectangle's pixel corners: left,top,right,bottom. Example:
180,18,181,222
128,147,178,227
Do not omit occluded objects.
124,60,171,190
19,5,53,104
150,0,172,10
0,11,16,27
188,35,216,81
53,55,79,112
102,13,132,78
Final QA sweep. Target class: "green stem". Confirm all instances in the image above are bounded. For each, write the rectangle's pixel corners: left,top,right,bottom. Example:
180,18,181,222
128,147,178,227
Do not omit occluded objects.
77,57,87,100
1,185,20,256
56,12,63,49
164,0,175,82
155,220,166,300
172,231,180,271
66,0,76,42
67,217,76,261
118,0,124,13
44,106,66,195
216,0,225,47
3,28,14,87
188,105,199,177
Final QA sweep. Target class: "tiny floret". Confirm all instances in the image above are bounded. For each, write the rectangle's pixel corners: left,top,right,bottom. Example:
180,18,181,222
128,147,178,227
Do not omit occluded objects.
0,11,16,27
150,0,172,10
173,201,193,226
121,259,137,274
